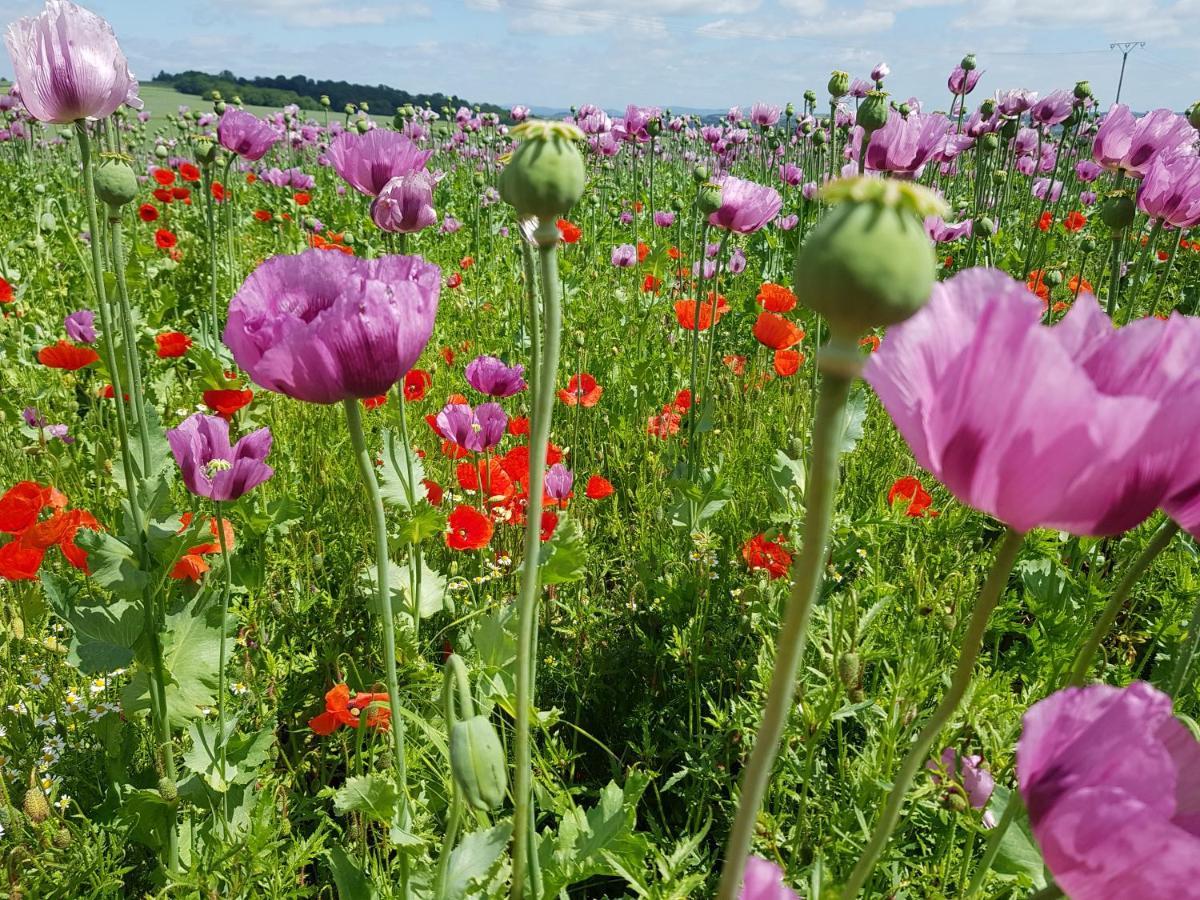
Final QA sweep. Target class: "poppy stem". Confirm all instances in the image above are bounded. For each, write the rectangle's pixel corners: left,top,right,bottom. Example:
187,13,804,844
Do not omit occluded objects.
511,219,563,900
963,789,1024,898
840,527,1025,897
342,398,410,898
714,335,860,900
213,499,232,835
106,206,152,476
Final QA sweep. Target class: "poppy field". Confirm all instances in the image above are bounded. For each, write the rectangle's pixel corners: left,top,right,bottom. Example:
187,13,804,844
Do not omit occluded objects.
3,2,1200,898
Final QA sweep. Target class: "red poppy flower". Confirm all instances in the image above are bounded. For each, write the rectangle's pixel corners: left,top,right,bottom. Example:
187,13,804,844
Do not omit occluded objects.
860,335,881,353
637,242,649,263
887,476,938,518
556,219,581,243
674,294,730,331
1063,211,1087,232
642,274,661,293
169,514,236,580
170,186,190,201
540,510,558,542
98,384,128,400
446,504,493,551
1026,270,1050,302
753,312,804,350
246,172,258,184
294,191,311,206
456,459,514,503
447,273,462,289
773,349,804,377
203,388,253,420
667,246,681,260
404,369,432,401
178,162,201,183
152,187,173,204
633,201,643,213
0,277,12,304
460,256,474,270
38,340,99,371
1037,211,1053,232
152,167,175,186
422,479,444,505
155,331,192,358
558,373,603,407
0,482,96,580
138,203,158,222
508,416,530,436
309,683,391,735
585,474,614,500
673,389,693,412
154,229,177,250
756,282,797,313
742,533,792,580
362,394,387,409
253,209,272,222
441,346,456,366
723,354,747,376
211,181,226,202
647,407,682,439
500,445,531,484
0,482,64,534
1067,275,1093,295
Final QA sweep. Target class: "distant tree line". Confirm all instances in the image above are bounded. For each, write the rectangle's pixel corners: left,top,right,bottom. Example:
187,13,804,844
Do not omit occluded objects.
153,70,507,118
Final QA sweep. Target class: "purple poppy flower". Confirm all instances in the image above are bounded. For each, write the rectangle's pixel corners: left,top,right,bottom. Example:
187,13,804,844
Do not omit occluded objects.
864,267,1195,535
1080,190,1097,206
849,78,871,99
749,102,781,127
801,182,819,201
166,413,273,501
371,172,437,234
45,423,72,444
927,748,996,826
708,175,782,234
947,66,982,96
64,309,95,344
224,250,440,404
1018,682,1200,896
465,355,526,398
739,856,799,900
996,89,1037,117
510,104,529,122
1030,90,1074,128
864,110,952,178
728,247,747,274
436,402,506,452
328,128,433,197
870,61,890,82
775,213,798,230
22,407,47,428
441,215,461,234
217,108,280,161
544,463,573,501
652,210,676,228
924,216,973,243
1033,178,1063,202
4,0,141,125
1075,159,1103,182
1094,105,1198,177
611,244,637,267
778,163,803,186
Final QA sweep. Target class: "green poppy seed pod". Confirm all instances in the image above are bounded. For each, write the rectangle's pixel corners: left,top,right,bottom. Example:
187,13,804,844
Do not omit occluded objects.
960,53,977,71
670,196,684,212
210,89,221,102
646,117,662,137
94,159,138,208
196,139,219,166
973,217,995,237
979,98,996,117
214,100,226,114
472,171,485,187
52,827,71,849
768,134,781,151
993,169,1008,182
1189,103,1200,130
858,91,890,133
1000,117,1018,140
785,102,795,118
1100,194,1136,232
981,132,1000,151
190,110,202,121
23,787,49,824
828,70,850,98
344,103,356,115
1080,236,1098,254
355,118,370,134
898,102,911,118
941,612,958,632
341,232,355,245
804,89,817,105
157,776,179,804
794,177,947,339
692,164,709,184
813,128,828,146
1045,270,1064,287
38,212,56,231
449,715,507,811
320,94,331,107
357,101,368,112
697,185,723,216
1074,80,1093,101
232,95,242,106
800,118,814,135
499,120,586,221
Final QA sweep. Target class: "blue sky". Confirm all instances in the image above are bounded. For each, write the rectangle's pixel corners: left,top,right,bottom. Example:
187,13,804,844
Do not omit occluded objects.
1,0,1194,112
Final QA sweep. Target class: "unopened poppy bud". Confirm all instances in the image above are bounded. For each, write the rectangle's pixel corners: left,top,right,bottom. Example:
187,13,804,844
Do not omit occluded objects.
38,212,56,231
196,140,219,166
1074,80,1093,101
1080,236,1098,254
499,120,586,222
355,119,370,134
52,827,71,849
692,164,709,184
1100,194,1136,232
23,787,49,824
813,128,827,146
472,171,485,187
154,144,169,159
1000,118,1018,140
800,118,814,135
1189,103,1200,130
697,185,723,216
960,53,977,71
941,612,958,632
785,102,795,118
898,103,911,118
973,217,995,237
837,651,862,688
1045,270,1064,287
646,117,662,137
157,776,179,803
794,176,946,338
981,132,999,151
828,70,850,98
341,232,355,245
804,89,817,104
670,196,684,212
449,715,507,811
858,91,890,133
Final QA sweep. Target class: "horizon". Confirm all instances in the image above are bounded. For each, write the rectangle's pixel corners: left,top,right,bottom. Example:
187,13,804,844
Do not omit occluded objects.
0,1,1192,114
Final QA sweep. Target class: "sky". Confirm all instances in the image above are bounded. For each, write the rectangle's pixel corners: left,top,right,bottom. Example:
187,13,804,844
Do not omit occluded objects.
0,0,1194,113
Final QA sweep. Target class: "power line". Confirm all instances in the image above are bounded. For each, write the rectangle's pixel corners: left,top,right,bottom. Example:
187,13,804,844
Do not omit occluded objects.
1110,41,1145,105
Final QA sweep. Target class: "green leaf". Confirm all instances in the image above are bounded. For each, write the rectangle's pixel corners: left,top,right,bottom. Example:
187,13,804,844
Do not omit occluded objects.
838,389,868,456
379,428,427,510
396,504,445,546
334,774,399,825
119,787,174,852
767,448,805,513
988,786,1046,887
667,465,734,530
78,529,147,601
362,556,447,621
181,718,275,792
538,516,587,585
443,823,513,900
63,597,142,674
326,845,378,900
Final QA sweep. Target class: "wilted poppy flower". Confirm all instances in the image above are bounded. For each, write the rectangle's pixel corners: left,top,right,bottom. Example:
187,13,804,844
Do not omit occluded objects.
738,856,799,900
167,413,273,502
309,683,391,735
3,0,141,124
64,309,95,343
203,388,253,420
328,129,433,197
155,331,192,358
757,282,797,313
403,368,432,401
1018,682,1200,896
752,312,804,350
865,268,1195,535
217,107,280,161
742,533,792,580
887,476,937,518
465,355,526,397
446,504,493,551
558,373,603,407
224,250,440,404
38,340,98,370
585,474,614,500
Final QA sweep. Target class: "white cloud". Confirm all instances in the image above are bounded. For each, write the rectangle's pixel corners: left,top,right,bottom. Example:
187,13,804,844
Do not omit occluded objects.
211,0,431,27
697,7,895,40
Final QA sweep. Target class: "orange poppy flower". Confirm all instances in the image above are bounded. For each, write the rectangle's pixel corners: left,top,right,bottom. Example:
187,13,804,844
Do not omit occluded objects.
155,331,192,358
203,388,253,420
752,312,804,350
756,282,797,313
38,340,99,371
773,349,804,377
446,504,493,551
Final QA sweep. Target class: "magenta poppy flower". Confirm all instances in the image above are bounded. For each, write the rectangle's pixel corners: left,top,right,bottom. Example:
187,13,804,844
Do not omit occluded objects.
1029,90,1074,127
464,355,526,398
217,108,280,161
166,413,273,501
1093,104,1197,176
738,857,799,900
864,268,1191,535
1018,682,1200,896
1137,153,1200,228
435,402,506,452
926,748,996,826
64,309,95,344
997,89,1037,117
544,464,573,501
328,128,433,197
371,171,437,234
864,110,952,178
611,244,637,268
749,102,781,127
4,0,141,124
947,66,982,96
708,176,782,235
224,250,440,404
924,216,973,243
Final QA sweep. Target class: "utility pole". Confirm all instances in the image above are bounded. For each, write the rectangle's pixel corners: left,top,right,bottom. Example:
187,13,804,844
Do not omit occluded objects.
1110,42,1145,105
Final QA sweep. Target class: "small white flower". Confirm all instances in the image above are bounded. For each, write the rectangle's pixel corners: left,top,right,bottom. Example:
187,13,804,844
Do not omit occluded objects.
230,682,248,696
28,670,50,691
